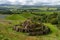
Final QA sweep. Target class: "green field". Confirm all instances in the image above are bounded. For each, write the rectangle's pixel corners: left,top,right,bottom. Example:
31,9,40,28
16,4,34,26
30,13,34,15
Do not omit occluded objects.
0,7,60,40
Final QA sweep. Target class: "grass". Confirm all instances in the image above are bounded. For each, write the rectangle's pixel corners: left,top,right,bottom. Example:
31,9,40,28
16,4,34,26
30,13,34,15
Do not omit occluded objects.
6,14,26,21
0,13,59,40
44,23,59,33
0,21,27,40
20,13,35,18
0,20,60,40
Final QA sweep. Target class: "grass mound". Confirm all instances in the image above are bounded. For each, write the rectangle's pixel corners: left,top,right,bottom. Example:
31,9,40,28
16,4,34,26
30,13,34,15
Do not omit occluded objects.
6,14,26,20
20,13,35,18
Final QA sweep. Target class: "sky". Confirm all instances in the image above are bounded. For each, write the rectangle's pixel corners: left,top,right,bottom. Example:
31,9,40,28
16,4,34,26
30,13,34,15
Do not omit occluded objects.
0,0,60,5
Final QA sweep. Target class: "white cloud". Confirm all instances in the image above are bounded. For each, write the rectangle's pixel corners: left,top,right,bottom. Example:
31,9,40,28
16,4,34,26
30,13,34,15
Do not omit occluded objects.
0,0,60,5
8,0,16,2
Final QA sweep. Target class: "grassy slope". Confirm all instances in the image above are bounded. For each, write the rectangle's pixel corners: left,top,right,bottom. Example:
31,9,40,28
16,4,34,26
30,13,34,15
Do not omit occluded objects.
0,22,60,40
0,13,60,40
20,13,35,18
6,14,26,20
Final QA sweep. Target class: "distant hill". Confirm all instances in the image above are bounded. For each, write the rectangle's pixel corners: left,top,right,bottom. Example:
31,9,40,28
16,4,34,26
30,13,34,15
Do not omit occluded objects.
0,4,60,9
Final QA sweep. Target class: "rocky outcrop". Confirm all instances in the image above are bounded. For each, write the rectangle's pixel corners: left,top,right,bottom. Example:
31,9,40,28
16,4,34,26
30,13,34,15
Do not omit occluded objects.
13,19,51,36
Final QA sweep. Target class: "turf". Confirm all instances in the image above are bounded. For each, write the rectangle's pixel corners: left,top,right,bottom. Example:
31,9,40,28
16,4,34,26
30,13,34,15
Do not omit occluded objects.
0,20,60,40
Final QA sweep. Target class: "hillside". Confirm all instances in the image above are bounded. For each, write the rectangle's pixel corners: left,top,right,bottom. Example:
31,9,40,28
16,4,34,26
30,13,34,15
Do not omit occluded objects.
0,7,59,40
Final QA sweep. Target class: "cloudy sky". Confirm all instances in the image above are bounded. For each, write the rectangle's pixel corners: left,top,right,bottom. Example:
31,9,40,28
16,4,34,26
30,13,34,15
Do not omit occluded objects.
0,0,60,5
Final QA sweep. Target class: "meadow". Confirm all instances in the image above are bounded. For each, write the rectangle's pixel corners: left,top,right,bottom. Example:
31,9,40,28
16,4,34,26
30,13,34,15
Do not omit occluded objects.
0,7,60,40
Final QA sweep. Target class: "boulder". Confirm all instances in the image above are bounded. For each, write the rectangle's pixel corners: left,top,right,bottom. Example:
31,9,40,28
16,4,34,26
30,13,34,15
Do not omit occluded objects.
13,19,51,36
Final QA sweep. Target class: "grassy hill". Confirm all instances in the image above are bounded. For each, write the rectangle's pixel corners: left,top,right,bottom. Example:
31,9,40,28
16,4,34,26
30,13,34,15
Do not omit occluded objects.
0,11,59,40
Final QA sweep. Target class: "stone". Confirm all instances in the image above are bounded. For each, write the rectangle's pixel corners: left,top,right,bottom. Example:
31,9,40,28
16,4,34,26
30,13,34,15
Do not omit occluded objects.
13,19,51,36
